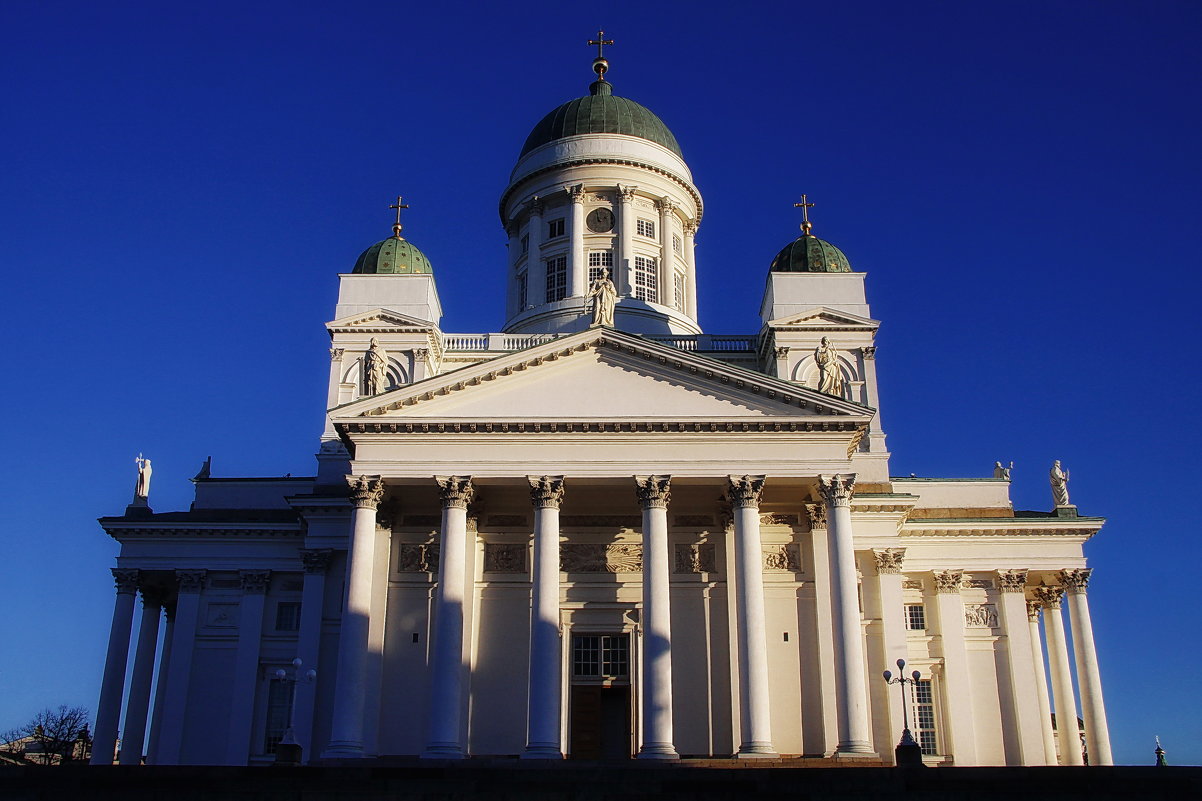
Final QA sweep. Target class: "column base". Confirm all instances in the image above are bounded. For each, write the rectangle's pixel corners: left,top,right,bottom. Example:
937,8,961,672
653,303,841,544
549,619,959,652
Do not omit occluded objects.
420,743,465,760
736,742,779,759
637,743,680,760
836,741,877,756
521,745,564,760
321,741,365,759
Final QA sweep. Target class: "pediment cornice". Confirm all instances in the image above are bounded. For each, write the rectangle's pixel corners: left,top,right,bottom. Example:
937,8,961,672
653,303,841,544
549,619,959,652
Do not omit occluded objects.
767,307,880,331
326,308,442,335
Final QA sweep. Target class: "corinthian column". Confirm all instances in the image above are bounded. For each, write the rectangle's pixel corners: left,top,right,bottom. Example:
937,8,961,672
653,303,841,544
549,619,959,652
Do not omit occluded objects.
617,186,637,295
995,570,1043,765
568,185,586,299
683,221,698,319
634,475,678,759
819,474,873,754
157,570,206,764
91,568,140,764
1027,601,1058,764
656,198,676,303
727,475,776,757
869,548,907,763
422,476,474,759
1034,585,1083,765
1060,569,1113,765
931,570,977,765
523,476,566,759
322,476,384,758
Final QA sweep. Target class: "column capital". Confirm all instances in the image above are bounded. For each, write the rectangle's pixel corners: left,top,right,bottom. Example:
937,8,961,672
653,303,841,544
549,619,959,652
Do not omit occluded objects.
634,475,671,509
528,196,544,215
139,586,164,609
656,197,677,215
239,570,271,594
176,570,206,594
346,475,385,509
873,548,905,575
329,347,344,362
436,475,474,509
997,569,1029,593
804,502,827,530
527,475,566,509
683,220,698,236
1026,600,1042,621
818,474,856,508
1059,568,1092,594
933,569,964,594
1033,585,1064,609
112,568,141,595
300,548,335,574
618,185,638,203
774,346,790,359
726,475,766,509
568,183,586,203
861,346,877,359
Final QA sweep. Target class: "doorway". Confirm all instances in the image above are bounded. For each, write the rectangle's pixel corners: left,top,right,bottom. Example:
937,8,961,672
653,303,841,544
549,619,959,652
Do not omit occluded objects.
568,633,632,760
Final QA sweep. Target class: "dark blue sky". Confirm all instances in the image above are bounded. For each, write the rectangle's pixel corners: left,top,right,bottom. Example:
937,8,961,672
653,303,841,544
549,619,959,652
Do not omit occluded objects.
3,0,1200,764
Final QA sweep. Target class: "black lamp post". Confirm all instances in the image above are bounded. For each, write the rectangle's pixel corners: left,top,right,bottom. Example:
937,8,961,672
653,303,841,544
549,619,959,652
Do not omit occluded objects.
882,658,924,768
272,658,316,767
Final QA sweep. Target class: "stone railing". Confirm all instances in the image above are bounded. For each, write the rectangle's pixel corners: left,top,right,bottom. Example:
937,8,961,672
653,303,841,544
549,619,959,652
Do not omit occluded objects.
443,333,758,354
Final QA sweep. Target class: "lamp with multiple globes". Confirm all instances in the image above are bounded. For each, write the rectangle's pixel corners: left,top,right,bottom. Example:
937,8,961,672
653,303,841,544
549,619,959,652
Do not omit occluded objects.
882,658,924,768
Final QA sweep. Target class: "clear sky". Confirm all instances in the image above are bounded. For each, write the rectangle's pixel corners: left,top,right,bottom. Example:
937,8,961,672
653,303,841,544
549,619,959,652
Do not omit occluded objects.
3,0,1200,765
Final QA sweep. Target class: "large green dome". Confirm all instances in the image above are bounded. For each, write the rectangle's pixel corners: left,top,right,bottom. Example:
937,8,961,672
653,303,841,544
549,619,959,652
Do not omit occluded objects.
520,80,682,158
770,234,852,274
352,236,432,275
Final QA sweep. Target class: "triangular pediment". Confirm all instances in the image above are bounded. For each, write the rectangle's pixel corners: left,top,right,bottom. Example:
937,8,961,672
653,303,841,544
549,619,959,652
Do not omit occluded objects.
332,329,873,424
768,307,880,330
326,308,441,334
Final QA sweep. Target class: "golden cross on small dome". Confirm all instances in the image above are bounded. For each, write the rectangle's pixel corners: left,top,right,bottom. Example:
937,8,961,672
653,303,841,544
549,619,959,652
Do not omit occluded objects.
588,29,614,80
389,195,409,239
794,193,815,236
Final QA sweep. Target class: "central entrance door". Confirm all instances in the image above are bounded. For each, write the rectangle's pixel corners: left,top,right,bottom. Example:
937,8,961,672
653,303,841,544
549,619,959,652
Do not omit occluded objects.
568,634,632,760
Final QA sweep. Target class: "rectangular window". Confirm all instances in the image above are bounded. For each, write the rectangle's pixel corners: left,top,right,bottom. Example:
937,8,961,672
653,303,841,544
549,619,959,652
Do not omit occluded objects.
518,271,528,308
263,678,295,754
905,604,926,631
636,219,655,238
545,256,567,302
548,218,565,239
912,679,937,755
673,272,685,311
588,250,613,282
572,634,629,679
672,233,682,254
634,256,658,303
520,233,529,255
275,602,301,632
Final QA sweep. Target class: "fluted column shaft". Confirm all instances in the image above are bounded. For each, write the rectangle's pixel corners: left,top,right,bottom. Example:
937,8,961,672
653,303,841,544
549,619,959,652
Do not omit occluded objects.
1061,570,1112,765
157,570,206,764
1036,586,1083,765
820,474,873,754
635,475,678,759
423,476,474,759
728,476,776,757
91,569,140,764
323,476,384,758
225,570,271,764
118,588,162,764
1027,602,1059,764
294,549,333,761
523,477,565,759
569,186,586,299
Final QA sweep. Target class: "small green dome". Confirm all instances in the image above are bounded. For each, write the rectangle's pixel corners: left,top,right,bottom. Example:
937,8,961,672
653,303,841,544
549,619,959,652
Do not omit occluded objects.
520,80,682,158
352,236,433,275
770,234,852,274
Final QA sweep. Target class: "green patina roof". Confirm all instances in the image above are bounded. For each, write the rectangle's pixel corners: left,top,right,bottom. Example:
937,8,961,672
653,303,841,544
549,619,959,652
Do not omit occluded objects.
352,236,433,275
520,80,683,158
770,234,852,274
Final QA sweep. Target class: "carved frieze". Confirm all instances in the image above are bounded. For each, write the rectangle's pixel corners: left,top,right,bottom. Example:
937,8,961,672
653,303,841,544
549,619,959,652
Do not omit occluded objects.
396,543,439,573
763,544,801,572
903,579,924,590
561,544,642,573
965,579,994,589
964,604,999,628
873,548,906,575
674,543,717,574
205,603,238,628
759,513,799,526
483,543,527,573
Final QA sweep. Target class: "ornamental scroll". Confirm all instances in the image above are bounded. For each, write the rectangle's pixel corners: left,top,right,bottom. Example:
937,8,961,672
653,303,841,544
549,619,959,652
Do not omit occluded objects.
561,544,642,573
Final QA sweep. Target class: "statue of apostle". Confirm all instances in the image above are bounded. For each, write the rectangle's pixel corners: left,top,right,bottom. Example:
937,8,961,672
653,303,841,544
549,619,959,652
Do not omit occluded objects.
993,461,1013,480
1050,460,1070,506
814,337,844,396
364,337,389,396
588,268,617,327
134,454,152,499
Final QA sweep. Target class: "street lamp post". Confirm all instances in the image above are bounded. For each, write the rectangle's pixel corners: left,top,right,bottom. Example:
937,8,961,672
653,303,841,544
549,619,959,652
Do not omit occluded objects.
882,658,924,768
272,657,317,767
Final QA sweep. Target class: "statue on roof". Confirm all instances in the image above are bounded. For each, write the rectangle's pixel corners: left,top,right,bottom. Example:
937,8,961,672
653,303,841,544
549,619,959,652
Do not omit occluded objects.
364,338,389,396
814,337,844,396
1050,460,1071,506
588,268,617,327
134,454,152,499
993,461,1013,480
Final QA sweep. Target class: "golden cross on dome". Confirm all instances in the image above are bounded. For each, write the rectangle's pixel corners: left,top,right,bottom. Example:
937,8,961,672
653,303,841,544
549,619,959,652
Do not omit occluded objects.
588,30,614,60
389,196,409,239
794,194,815,235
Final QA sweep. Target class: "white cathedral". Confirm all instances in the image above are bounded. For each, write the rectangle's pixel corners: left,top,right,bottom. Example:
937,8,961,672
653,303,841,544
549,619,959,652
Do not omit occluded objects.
92,47,1112,768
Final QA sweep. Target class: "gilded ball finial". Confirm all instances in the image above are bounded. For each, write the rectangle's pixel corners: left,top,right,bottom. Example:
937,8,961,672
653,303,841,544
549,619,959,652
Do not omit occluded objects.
588,30,614,82
389,195,409,240
795,194,816,236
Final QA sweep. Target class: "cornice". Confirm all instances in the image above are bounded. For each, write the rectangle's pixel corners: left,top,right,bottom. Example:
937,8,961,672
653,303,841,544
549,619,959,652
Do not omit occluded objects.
336,418,865,436
901,520,1101,538
102,524,302,540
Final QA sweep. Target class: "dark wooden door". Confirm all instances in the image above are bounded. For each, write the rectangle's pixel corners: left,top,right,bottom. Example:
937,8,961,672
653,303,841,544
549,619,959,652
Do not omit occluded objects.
569,685,630,760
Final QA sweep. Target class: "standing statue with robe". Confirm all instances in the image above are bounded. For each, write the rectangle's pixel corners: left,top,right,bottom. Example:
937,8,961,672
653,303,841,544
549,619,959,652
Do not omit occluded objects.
588,268,617,327
364,337,389,396
814,337,844,396
134,454,152,499
993,461,1013,480
1050,460,1071,506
